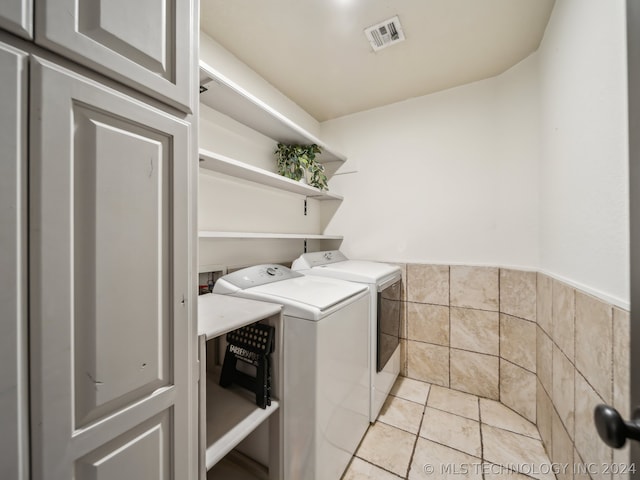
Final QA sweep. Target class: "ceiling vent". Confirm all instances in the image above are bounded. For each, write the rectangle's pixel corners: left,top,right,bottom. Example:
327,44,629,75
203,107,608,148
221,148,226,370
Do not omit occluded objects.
364,15,405,52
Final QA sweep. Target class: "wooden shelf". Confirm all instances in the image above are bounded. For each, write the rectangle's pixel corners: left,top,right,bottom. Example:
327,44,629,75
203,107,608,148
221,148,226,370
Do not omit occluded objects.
205,373,279,470
199,231,344,241
199,149,343,201
198,294,282,340
199,61,346,166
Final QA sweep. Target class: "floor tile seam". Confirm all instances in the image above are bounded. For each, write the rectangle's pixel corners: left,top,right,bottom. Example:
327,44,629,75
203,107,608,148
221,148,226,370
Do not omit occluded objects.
425,404,480,423
376,417,420,437
481,461,542,480
389,391,429,407
479,421,541,442
351,455,405,479
417,431,483,460
500,355,537,376
499,310,537,324
478,396,486,480
404,383,433,479
479,400,541,440
481,422,546,444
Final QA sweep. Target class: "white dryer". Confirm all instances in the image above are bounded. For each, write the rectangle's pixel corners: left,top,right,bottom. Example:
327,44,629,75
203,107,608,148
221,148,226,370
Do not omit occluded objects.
292,251,402,422
213,264,370,480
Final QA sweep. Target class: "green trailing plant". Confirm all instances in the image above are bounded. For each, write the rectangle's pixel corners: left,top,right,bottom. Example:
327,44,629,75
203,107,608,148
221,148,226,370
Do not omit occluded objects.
274,143,328,191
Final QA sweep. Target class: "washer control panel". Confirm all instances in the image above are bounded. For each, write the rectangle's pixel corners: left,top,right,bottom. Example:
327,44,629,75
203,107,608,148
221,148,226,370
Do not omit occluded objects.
214,264,303,291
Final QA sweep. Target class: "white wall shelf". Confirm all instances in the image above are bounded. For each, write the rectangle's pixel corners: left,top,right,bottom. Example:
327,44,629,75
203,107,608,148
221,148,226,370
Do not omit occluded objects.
198,293,282,340
199,61,346,166
198,294,283,479
199,231,344,241
199,149,343,201
204,373,279,470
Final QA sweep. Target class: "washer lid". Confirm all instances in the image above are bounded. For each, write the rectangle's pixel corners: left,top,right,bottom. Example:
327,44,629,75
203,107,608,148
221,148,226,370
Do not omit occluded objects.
249,275,367,312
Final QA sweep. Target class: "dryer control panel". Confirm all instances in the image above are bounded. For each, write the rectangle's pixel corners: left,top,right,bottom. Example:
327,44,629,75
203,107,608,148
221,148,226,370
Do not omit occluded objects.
213,264,303,293
292,250,348,269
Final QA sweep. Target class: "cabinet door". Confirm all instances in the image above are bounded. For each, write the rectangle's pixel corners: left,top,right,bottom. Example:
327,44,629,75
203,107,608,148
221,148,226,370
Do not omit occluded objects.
0,0,32,39
35,0,193,111
30,56,193,480
0,40,29,480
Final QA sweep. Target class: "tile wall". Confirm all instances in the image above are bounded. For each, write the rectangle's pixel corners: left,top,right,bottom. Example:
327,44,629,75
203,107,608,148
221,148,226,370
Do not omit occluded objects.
393,263,630,479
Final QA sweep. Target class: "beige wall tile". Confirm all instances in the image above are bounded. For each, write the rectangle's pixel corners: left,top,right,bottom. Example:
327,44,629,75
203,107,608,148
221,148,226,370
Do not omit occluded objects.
551,411,574,480
552,279,575,362
552,344,575,439
613,443,631,480
450,307,499,356
500,360,536,423
407,303,449,346
574,372,613,480
573,450,590,480
613,307,630,419
400,338,408,377
450,349,499,399
537,326,553,395
575,292,613,403
407,341,449,387
537,273,553,336
500,314,536,373
407,264,449,305
390,262,407,302
450,266,499,311
500,269,537,321
537,379,553,457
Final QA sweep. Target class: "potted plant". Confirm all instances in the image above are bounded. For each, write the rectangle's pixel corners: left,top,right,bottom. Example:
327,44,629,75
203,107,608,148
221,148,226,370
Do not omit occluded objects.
274,143,328,191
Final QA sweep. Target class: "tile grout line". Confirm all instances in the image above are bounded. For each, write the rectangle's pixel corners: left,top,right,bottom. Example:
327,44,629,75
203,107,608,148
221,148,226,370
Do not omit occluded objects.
402,385,433,479
478,396,486,480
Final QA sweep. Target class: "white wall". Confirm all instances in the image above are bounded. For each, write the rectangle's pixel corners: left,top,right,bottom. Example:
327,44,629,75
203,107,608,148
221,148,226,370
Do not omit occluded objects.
321,0,630,308
538,0,629,307
320,55,540,270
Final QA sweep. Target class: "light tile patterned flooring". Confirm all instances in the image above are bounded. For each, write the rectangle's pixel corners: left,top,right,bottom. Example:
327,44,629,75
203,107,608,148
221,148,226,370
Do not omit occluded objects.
342,377,555,480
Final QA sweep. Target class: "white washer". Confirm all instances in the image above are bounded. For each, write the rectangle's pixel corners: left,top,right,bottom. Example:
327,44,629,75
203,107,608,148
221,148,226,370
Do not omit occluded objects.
292,251,402,422
213,264,370,480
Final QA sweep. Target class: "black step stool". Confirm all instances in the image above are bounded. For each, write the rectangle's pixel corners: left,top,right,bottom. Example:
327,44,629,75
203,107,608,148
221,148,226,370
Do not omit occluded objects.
219,323,275,409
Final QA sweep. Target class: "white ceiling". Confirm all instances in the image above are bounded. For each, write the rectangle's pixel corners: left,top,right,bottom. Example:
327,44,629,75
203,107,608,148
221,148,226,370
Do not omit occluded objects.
200,0,556,122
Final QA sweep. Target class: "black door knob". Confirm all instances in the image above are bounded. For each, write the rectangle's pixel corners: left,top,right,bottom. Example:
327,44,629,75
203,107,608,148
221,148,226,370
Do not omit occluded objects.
594,404,640,448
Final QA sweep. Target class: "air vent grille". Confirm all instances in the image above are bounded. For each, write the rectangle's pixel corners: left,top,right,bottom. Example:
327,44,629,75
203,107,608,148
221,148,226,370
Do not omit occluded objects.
364,15,405,52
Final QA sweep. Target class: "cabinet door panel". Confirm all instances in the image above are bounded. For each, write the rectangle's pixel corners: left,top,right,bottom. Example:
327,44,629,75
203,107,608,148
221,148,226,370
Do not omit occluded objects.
35,0,193,111
0,40,29,480
30,56,191,480
0,0,32,39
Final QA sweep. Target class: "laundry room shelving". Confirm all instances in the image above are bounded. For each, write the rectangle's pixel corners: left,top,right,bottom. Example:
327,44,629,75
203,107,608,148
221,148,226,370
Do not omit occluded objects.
199,60,346,173
199,149,343,201
198,293,283,479
198,231,344,241
197,53,346,274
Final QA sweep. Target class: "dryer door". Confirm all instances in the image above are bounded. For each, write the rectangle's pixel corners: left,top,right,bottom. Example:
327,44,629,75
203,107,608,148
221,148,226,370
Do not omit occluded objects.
377,279,401,371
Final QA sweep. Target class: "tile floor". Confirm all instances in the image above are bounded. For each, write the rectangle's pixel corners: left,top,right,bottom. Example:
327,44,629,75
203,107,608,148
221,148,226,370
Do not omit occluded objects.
342,377,556,480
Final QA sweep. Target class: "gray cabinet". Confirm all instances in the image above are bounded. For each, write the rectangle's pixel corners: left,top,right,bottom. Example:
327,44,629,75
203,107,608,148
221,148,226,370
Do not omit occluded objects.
29,56,192,480
35,0,194,111
0,39,29,480
0,0,32,39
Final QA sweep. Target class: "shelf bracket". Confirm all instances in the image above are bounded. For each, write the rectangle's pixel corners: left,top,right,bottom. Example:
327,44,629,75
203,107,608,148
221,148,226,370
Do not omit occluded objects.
304,239,308,253
304,198,308,216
